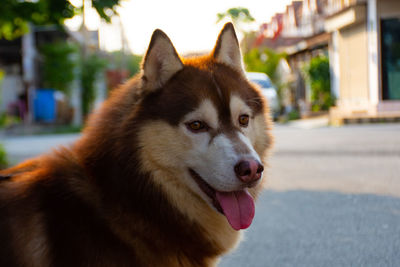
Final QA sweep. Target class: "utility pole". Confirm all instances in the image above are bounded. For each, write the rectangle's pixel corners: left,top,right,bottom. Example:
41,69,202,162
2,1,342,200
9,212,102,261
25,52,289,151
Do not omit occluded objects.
118,15,127,71
22,23,36,125
71,0,91,127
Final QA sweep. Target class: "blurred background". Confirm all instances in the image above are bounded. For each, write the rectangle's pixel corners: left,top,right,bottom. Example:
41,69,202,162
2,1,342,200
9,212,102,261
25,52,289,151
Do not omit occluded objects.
0,0,399,266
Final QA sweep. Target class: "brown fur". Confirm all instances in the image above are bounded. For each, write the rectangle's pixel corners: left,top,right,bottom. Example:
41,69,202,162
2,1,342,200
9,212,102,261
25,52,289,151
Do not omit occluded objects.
0,23,273,266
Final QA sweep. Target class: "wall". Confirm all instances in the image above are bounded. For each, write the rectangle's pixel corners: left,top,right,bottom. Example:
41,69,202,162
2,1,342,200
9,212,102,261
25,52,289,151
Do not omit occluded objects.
338,22,369,106
0,66,24,113
378,0,400,18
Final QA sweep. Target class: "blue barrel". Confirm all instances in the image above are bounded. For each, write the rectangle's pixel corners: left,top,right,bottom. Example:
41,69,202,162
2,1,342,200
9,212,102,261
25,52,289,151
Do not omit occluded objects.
33,89,56,123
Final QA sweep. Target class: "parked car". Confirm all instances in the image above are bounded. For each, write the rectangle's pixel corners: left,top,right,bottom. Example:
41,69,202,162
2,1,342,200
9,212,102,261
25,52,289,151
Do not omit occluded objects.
246,72,280,119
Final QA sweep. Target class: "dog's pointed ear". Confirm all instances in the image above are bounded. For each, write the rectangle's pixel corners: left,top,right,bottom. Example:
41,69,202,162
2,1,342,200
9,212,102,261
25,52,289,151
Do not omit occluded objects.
212,23,244,73
142,29,183,89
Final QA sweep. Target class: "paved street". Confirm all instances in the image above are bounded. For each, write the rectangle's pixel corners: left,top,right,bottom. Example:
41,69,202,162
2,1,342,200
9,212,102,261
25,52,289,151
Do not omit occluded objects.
1,123,400,266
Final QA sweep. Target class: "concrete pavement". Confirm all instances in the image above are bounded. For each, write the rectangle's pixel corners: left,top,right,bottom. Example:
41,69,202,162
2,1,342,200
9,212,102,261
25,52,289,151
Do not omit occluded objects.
1,133,79,165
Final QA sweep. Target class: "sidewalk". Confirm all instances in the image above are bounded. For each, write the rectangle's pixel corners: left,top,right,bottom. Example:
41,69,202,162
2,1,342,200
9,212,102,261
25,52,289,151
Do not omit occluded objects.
286,115,330,129
1,133,80,165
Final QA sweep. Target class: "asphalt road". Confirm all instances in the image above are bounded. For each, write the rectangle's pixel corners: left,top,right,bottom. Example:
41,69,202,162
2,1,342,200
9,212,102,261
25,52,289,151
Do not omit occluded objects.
220,123,400,267
2,123,400,266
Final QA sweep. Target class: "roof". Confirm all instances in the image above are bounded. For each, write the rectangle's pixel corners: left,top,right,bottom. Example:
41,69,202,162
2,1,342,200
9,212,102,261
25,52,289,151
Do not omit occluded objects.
283,32,331,56
257,36,304,50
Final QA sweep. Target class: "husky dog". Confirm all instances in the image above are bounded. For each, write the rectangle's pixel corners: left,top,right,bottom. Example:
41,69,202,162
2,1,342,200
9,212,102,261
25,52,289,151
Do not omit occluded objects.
0,23,273,266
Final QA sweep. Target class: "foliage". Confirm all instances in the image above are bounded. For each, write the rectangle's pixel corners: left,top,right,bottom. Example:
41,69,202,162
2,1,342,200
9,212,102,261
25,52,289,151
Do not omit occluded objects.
244,48,289,115
40,42,79,94
91,0,120,23
244,48,286,85
0,0,74,39
0,0,120,40
35,125,82,135
0,144,8,169
110,51,142,76
305,56,334,111
217,7,255,26
0,114,21,128
127,54,142,76
81,53,107,116
287,109,300,121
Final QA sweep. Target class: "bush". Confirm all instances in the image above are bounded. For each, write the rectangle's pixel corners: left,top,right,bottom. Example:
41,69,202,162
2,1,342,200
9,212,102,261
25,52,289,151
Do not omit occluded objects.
110,51,142,77
305,56,334,111
0,113,20,128
0,144,8,169
287,109,300,121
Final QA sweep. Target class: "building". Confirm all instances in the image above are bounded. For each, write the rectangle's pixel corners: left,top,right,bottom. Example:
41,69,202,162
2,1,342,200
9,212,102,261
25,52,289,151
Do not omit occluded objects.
326,0,400,124
0,25,104,126
0,26,72,123
253,0,400,122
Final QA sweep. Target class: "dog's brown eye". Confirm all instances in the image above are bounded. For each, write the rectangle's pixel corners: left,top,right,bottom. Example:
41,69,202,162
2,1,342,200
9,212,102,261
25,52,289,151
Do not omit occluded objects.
187,121,206,132
238,115,249,127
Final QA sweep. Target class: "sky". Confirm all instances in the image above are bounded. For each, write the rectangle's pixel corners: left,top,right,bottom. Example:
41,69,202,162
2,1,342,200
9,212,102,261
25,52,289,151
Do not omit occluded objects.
66,0,293,55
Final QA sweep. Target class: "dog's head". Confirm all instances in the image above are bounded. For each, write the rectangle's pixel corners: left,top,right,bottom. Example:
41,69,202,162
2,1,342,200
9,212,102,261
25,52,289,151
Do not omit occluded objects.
135,23,273,231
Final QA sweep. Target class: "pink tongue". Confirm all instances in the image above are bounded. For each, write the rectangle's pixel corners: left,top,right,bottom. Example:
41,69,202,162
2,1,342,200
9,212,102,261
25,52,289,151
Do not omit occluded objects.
215,189,255,231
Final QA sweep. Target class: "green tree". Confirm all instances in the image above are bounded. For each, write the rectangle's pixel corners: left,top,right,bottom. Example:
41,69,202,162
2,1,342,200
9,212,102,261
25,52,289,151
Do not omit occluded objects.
0,0,121,40
40,42,79,93
217,7,255,42
244,48,286,84
217,7,255,29
110,51,142,76
305,56,334,111
244,48,288,113
81,53,107,117
126,54,142,76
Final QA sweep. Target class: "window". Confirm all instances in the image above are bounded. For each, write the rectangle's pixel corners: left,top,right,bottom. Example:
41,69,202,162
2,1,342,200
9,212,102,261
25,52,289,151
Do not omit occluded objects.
381,18,400,100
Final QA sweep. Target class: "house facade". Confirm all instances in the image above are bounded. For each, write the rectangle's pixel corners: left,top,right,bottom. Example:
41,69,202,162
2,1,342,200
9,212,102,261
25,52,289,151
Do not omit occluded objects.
326,0,400,124
253,0,400,122
252,0,332,116
0,25,105,126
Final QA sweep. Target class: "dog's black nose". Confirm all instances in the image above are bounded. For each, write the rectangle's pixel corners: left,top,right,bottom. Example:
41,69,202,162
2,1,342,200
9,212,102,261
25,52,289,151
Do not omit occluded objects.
234,159,263,183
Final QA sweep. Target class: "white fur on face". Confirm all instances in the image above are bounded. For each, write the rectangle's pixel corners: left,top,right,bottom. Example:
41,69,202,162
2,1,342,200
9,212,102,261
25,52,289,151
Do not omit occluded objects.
236,131,262,169
186,133,241,191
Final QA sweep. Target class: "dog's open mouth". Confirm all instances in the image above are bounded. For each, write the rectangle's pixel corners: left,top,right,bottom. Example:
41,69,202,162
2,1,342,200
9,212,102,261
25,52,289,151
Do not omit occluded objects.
189,169,255,231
